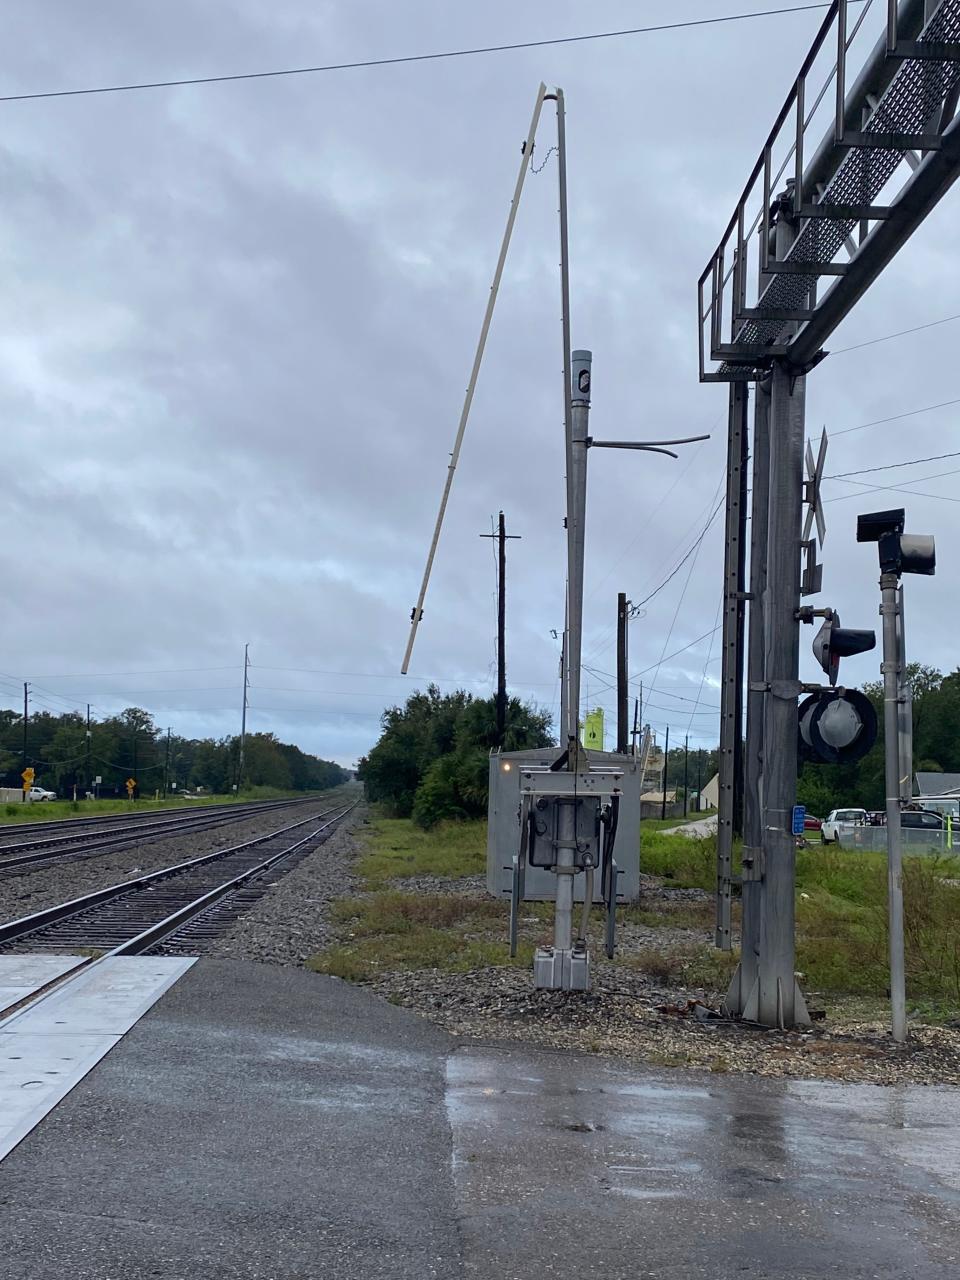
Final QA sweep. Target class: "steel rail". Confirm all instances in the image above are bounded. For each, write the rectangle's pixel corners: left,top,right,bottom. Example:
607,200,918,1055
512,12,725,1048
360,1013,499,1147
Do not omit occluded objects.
0,796,321,869
0,794,322,845
0,805,348,947
111,805,355,955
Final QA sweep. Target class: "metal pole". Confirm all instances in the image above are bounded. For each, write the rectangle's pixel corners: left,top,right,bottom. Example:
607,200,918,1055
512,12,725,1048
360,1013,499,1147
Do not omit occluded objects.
896,585,913,802
402,84,548,673
684,735,689,817
616,592,629,753
554,350,592,959
716,380,748,949
661,725,670,821
631,697,639,756
756,358,809,1029
85,703,92,794
559,620,568,747
881,573,907,1042
731,376,772,1009
164,727,171,800
697,750,703,813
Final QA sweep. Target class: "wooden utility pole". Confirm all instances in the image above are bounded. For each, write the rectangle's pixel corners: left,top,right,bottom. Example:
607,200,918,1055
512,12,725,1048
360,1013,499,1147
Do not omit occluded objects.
21,683,28,802
237,644,250,795
661,725,670,820
616,592,629,753
480,512,520,746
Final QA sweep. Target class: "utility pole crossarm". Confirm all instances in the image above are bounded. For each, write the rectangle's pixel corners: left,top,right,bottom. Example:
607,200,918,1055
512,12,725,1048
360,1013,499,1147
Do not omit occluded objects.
401,83,548,674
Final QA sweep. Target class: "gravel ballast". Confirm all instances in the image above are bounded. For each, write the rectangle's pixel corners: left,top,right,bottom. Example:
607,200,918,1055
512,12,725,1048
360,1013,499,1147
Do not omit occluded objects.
207,807,365,964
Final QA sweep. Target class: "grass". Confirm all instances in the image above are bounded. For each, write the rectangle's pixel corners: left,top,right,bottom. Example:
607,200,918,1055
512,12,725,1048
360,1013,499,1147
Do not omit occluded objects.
314,814,960,1015
356,816,486,888
308,888,532,981
0,785,324,827
625,942,739,989
642,823,960,1007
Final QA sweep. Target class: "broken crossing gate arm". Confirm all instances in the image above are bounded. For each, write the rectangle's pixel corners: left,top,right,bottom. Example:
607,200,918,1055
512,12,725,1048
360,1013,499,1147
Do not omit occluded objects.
400,82,548,675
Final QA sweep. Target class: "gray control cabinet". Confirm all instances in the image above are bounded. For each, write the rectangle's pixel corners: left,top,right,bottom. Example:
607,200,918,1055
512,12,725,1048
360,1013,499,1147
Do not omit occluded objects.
486,747,641,902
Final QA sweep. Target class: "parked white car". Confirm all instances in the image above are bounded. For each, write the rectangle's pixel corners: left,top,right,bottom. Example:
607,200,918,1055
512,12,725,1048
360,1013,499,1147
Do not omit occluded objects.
26,786,57,802
820,807,866,844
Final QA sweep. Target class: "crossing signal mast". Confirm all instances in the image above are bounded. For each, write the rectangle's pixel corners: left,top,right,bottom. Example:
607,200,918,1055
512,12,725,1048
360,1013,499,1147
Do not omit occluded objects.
700,0,960,1032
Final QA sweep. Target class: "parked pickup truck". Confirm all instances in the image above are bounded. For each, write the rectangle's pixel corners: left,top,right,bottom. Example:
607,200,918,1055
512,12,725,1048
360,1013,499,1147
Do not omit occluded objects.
820,808,867,843
26,786,57,802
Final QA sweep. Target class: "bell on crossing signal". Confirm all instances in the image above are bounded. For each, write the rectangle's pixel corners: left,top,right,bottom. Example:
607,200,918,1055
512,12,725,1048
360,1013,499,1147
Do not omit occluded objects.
812,611,876,687
798,690,877,765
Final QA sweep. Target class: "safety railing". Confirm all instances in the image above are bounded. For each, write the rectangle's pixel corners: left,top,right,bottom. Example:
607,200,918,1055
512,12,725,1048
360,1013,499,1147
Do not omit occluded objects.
698,0,960,381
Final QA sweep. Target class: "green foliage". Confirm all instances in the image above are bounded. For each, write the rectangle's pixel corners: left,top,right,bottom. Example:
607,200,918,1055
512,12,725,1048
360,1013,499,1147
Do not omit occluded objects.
309,889,527,980
358,817,486,888
358,683,552,827
645,826,960,1002
0,702,346,797
640,827,717,889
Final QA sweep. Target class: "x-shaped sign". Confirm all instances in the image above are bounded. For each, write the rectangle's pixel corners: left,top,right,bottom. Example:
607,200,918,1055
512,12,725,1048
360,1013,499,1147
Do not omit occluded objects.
802,428,828,547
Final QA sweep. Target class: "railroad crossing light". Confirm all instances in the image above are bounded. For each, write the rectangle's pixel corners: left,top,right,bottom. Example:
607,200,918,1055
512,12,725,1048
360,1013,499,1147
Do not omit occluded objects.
856,507,936,576
798,690,877,765
812,612,876,687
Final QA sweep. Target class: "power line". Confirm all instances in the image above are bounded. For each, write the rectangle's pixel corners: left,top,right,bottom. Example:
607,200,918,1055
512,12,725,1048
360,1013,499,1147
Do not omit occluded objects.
825,450,960,480
825,466,960,505
831,312,960,355
631,495,726,612
830,397,960,439
0,5,851,105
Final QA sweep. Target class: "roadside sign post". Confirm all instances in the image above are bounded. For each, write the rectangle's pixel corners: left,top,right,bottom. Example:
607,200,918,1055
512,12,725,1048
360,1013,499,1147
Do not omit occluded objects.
21,767,34,801
126,778,136,801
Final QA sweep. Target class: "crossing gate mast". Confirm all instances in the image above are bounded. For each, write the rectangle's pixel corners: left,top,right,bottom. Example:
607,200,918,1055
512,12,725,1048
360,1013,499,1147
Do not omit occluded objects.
700,0,960,1029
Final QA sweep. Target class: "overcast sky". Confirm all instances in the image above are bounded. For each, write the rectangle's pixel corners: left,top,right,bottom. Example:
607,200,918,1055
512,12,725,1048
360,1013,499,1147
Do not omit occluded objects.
0,0,957,767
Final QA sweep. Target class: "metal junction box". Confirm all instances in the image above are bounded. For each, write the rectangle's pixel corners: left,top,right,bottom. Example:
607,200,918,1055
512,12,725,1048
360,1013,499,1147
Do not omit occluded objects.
486,747,641,902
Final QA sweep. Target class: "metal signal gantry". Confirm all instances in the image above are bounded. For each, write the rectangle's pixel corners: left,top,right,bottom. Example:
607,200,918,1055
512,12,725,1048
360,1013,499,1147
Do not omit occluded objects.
701,0,960,1030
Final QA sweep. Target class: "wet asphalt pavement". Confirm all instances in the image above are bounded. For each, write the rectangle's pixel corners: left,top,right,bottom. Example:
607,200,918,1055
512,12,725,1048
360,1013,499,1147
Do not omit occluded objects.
1,959,958,1278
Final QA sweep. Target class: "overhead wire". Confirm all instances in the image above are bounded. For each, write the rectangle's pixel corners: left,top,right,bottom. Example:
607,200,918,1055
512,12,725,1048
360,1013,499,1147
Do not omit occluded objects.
0,5,858,105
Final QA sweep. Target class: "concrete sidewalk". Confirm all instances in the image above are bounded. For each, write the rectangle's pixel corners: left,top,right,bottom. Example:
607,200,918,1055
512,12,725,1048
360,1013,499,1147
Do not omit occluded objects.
2,958,959,1279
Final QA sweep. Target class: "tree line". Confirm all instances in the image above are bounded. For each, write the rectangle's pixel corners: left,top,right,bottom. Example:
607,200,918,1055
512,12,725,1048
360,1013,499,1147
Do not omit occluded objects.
358,685,552,827
0,705,347,796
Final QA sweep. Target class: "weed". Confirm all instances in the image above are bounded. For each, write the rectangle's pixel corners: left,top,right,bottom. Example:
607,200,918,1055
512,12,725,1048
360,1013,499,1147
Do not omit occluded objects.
627,943,738,989
358,817,486,888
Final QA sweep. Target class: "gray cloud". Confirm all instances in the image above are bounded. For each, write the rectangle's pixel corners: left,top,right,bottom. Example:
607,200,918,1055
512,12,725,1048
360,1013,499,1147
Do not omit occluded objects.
0,1,957,765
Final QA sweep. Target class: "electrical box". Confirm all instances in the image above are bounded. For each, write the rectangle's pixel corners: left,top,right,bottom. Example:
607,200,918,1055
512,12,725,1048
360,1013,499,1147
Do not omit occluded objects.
486,746,641,902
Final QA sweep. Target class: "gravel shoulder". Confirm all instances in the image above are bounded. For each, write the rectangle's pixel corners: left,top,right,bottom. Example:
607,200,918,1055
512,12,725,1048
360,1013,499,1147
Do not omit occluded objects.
206,806,365,963
0,797,347,924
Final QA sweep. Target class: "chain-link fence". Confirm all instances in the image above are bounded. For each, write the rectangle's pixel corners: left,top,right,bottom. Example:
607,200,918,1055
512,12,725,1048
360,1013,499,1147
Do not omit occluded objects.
823,823,960,856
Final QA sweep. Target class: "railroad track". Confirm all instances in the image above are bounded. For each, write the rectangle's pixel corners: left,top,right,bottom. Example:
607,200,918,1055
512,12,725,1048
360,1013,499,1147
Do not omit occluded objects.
0,795,334,874
0,794,327,845
0,803,354,957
